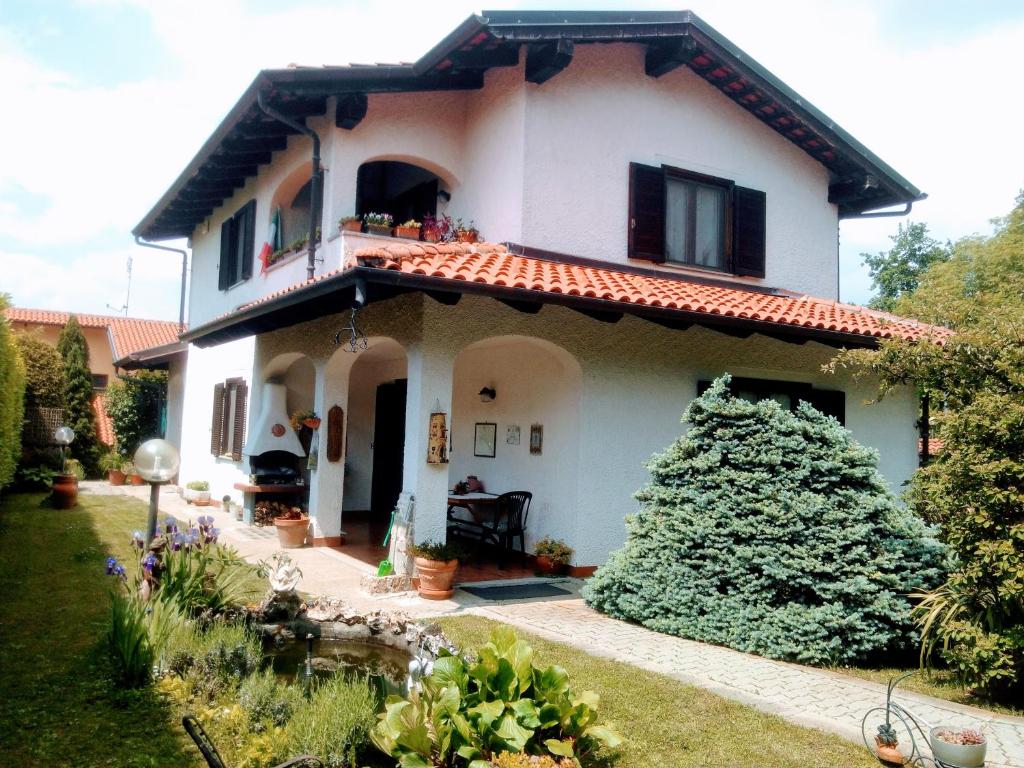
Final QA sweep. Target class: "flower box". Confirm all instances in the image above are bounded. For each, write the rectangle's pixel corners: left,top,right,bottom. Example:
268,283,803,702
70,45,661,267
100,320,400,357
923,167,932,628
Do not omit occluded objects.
394,225,421,240
365,223,392,237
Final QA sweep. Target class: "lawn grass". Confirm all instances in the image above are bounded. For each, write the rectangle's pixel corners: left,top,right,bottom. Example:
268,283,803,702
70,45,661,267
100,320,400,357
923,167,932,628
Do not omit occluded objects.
830,665,1024,718
0,491,263,768
437,615,878,768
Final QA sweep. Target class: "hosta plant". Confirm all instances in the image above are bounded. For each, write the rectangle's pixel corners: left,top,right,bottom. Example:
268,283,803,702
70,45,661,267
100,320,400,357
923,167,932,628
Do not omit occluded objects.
370,628,622,767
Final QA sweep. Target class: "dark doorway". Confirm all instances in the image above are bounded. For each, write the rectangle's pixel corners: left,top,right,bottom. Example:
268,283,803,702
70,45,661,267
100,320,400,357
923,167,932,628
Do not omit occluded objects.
370,379,407,517
356,161,439,224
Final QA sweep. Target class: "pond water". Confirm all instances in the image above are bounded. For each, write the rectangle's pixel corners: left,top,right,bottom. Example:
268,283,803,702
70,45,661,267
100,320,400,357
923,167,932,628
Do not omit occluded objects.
267,636,412,699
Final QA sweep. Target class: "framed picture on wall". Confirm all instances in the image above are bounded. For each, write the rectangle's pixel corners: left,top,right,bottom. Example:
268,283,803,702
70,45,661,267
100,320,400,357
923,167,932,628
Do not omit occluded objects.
474,422,497,458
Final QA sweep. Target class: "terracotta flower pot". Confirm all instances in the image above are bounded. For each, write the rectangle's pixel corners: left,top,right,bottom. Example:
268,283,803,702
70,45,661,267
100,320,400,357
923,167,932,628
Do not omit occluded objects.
274,516,309,548
874,736,905,766
365,223,392,237
422,232,440,243
534,555,567,576
457,231,478,243
340,220,362,233
414,557,458,599
395,225,420,240
108,469,126,486
50,473,79,509
303,417,321,429
129,473,145,486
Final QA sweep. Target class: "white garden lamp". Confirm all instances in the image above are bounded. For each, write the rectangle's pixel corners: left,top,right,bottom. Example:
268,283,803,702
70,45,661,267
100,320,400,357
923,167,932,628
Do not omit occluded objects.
134,439,181,546
53,425,75,473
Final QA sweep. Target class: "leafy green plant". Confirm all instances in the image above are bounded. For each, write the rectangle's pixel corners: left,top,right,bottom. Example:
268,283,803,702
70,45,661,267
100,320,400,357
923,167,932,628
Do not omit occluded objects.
104,370,167,457
239,667,305,729
156,541,254,615
533,538,573,567
370,627,622,767
286,672,378,767
120,460,136,475
185,480,209,491
339,215,361,226
409,540,466,563
13,332,64,410
65,458,85,481
583,376,946,666
56,315,100,474
106,591,184,688
15,463,55,489
99,450,122,473
0,296,26,490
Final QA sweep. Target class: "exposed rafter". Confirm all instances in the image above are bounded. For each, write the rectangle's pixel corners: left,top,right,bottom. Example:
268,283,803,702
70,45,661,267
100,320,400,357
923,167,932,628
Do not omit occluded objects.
525,39,574,84
335,93,368,130
644,36,698,78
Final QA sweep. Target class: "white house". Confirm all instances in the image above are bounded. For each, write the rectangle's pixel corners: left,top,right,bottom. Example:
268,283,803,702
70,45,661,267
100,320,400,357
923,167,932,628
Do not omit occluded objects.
132,11,941,572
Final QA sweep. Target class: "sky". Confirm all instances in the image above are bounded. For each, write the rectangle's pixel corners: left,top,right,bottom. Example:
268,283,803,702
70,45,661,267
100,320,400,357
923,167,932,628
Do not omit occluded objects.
1,0,1023,322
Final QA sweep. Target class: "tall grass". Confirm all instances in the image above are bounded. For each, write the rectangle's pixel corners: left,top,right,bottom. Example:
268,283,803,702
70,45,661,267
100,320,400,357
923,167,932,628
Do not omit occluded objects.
286,673,378,768
107,592,185,687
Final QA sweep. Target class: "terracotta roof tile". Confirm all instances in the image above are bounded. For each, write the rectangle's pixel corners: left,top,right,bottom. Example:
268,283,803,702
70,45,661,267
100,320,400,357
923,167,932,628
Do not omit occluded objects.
4,308,181,360
224,241,949,344
92,392,115,446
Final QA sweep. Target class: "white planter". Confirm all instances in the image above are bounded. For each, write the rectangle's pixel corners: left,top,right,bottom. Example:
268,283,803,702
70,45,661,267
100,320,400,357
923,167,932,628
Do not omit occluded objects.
929,728,986,768
183,488,211,504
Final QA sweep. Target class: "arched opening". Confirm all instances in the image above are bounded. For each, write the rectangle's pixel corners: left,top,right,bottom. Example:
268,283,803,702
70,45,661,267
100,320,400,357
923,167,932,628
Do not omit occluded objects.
271,162,324,253
447,336,582,571
356,160,446,224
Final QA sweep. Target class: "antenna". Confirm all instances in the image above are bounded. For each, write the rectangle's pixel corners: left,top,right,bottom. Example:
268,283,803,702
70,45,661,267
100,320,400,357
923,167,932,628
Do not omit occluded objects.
106,254,133,316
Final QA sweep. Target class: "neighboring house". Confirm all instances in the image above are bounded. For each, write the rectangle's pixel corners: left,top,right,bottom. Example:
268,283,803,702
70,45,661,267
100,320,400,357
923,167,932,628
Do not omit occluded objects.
132,11,944,570
4,307,182,448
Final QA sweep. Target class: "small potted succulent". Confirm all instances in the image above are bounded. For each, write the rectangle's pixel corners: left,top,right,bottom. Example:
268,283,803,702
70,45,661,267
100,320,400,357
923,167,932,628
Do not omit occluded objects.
929,727,986,768
533,536,573,575
363,212,393,236
395,218,421,240
339,215,362,233
101,451,126,486
410,540,465,600
184,480,211,505
273,506,309,548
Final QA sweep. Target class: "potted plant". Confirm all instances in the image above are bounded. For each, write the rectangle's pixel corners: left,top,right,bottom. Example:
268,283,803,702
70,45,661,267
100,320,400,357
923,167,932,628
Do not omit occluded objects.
363,212,393,236
101,451,126,486
290,408,319,431
273,506,309,549
122,461,144,485
184,480,211,505
455,218,480,243
339,215,362,233
410,540,464,600
421,213,453,243
395,218,421,240
929,727,986,767
50,459,79,509
873,673,910,765
533,536,573,575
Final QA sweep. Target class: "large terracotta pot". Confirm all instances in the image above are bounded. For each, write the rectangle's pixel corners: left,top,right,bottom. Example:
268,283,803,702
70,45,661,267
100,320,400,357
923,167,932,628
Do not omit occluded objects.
108,469,126,486
50,473,79,509
129,473,145,486
534,555,567,576
274,516,309,548
414,557,458,600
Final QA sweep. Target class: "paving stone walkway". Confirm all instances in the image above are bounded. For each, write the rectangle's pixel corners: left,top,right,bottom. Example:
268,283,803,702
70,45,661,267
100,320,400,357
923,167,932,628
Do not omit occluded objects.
85,481,1024,766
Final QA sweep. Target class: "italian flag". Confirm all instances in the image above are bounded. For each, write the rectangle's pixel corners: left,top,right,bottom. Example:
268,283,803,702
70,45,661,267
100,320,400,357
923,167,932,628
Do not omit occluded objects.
258,207,282,274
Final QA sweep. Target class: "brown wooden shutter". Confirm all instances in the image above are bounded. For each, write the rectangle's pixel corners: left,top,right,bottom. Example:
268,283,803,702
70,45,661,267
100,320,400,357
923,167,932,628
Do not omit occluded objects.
210,383,225,455
240,199,256,281
628,163,665,261
231,381,248,461
732,186,766,277
218,221,232,291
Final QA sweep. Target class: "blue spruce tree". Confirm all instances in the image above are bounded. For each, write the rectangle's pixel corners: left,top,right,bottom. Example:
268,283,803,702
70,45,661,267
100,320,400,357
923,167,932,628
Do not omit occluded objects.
583,376,945,665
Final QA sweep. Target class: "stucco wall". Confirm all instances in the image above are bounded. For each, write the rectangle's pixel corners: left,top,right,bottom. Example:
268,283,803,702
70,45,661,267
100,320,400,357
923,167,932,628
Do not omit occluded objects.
165,353,186,453
12,322,117,381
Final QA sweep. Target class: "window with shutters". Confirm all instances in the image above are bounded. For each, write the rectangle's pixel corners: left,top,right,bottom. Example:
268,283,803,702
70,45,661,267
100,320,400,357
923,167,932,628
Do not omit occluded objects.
697,377,845,424
629,162,766,278
219,200,256,290
210,378,248,460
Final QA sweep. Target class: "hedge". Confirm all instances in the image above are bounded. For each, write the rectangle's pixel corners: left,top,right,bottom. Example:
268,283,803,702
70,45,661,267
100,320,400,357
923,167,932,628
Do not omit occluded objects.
0,296,26,490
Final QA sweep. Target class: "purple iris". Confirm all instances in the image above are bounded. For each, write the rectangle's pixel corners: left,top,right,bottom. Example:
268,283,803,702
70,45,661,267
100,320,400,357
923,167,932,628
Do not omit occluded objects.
164,516,178,534
113,564,127,580
142,553,158,573
105,556,117,575
171,532,185,551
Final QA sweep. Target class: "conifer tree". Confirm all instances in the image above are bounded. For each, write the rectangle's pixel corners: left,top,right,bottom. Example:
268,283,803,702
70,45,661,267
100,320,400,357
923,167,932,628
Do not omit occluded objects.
583,376,946,666
57,315,100,474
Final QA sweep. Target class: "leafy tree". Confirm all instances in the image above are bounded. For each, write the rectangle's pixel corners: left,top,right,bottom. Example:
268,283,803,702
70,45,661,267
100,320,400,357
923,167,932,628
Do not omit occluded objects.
0,295,26,490
862,221,951,312
57,315,100,475
105,370,167,456
583,376,945,666
833,192,1024,696
15,334,66,410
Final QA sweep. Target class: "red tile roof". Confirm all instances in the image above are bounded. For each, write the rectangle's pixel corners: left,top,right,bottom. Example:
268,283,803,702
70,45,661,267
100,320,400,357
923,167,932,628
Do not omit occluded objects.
92,392,114,446
225,241,949,343
3,308,181,361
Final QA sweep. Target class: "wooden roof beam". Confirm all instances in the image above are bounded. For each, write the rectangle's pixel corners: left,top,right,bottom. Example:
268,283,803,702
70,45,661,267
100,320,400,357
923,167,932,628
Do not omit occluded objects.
525,39,574,84
335,93,368,130
645,36,699,78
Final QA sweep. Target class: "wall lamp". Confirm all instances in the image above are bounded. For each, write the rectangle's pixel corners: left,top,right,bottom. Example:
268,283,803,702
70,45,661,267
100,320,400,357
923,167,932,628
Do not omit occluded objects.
437,189,452,203
479,386,496,403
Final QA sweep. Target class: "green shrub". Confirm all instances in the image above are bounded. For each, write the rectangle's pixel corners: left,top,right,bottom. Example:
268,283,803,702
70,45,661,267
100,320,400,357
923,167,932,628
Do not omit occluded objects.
185,480,209,491
166,619,262,701
14,332,65,410
106,592,184,688
56,315,100,474
370,627,622,766
288,672,378,768
238,667,305,730
0,297,25,490
408,539,466,562
104,370,167,456
156,539,254,615
583,376,946,666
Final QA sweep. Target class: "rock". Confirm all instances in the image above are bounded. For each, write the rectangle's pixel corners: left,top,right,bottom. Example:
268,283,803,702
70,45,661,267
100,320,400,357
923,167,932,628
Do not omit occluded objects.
254,588,305,622
360,573,412,595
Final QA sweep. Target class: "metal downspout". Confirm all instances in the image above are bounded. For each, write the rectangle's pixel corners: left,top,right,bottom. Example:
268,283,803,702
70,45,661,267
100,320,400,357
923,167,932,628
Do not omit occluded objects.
134,236,188,331
257,91,321,282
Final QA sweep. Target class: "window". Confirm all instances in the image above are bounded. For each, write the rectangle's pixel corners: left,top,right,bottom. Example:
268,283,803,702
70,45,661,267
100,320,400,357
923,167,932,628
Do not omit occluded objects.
91,373,109,391
218,200,256,290
697,377,845,424
356,160,441,223
629,162,766,277
211,378,248,460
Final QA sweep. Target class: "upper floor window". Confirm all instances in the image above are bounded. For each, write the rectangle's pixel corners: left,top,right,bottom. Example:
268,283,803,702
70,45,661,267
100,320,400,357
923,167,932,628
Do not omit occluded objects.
628,163,766,277
218,199,256,290
356,160,443,224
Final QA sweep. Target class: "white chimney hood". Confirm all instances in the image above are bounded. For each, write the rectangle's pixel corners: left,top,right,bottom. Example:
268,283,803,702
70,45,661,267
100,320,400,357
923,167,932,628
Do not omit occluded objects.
243,382,306,457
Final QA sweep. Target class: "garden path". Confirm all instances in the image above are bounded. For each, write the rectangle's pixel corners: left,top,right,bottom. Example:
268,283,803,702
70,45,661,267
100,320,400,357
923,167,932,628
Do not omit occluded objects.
84,481,1024,767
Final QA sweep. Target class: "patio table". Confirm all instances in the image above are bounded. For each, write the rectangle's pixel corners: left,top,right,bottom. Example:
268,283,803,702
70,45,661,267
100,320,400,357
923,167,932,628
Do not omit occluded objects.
447,491,499,523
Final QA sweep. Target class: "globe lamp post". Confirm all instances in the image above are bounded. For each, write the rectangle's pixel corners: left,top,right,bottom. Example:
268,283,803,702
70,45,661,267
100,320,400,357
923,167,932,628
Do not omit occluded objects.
53,425,75,473
134,439,181,546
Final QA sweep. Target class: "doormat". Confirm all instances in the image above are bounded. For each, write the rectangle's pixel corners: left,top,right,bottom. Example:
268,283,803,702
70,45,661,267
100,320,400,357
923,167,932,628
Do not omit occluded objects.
461,582,572,601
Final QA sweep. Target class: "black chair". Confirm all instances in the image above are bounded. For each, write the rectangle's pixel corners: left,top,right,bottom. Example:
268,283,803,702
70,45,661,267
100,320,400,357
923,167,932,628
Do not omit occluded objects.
183,714,324,768
448,491,531,568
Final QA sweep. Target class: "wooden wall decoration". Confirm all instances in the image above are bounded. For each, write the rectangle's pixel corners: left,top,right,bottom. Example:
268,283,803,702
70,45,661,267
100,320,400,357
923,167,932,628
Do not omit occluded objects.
427,412,449,464
326,405,344,462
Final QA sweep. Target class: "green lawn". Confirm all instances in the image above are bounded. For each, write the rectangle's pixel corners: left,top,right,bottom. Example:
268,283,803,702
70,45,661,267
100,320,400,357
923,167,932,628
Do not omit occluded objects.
0,491,262,768
437,615,878,768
